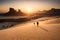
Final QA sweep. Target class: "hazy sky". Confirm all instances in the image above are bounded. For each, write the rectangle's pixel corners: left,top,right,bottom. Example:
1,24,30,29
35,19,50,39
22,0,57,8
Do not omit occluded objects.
0,0,60,13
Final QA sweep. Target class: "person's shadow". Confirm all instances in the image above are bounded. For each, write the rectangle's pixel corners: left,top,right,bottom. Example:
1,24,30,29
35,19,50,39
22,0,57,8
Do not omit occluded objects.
38,26,48,32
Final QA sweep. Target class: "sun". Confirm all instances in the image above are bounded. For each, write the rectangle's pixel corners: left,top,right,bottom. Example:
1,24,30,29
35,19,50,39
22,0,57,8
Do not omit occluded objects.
20,7,34,15
25,8,32,14
20,6,37,16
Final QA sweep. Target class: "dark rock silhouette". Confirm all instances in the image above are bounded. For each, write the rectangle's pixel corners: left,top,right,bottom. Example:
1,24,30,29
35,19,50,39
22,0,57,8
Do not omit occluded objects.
44,8,60,16
33,8,60,19
5,8,18,16
0,8,25,16
36,8,60,17
5,8,24,16
18,9,25,16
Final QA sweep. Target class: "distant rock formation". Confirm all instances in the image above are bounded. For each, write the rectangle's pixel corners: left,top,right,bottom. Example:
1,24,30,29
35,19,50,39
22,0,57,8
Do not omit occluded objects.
0,8,25,16
18,9,25,16
5,8,25,16
34,8,60,19
45,8,60,16
5,8,18,16
38,8,60,17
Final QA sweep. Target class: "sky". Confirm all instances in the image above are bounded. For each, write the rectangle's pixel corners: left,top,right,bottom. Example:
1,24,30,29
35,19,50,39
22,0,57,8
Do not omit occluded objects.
0,0,60,13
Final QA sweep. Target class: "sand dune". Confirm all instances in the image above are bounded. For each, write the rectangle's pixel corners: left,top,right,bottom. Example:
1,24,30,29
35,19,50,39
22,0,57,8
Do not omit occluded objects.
0,17,60,40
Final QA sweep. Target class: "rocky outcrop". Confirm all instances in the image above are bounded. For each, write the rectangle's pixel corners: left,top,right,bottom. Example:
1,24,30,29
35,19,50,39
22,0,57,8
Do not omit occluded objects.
0,8,25,16
45,8,60,16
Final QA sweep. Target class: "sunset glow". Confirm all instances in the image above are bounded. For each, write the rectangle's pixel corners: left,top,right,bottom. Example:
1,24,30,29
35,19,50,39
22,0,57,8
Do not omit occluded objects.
19,5,39,15
26,8,32,13
21,7,32,13
0,0,60,13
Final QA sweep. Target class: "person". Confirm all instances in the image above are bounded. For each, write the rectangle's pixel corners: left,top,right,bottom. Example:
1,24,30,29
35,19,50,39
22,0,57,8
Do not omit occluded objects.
37,22,39,26
34,22,35,25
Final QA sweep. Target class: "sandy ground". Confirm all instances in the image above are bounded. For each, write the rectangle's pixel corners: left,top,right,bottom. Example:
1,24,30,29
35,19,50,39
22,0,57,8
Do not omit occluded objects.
0,18,60,40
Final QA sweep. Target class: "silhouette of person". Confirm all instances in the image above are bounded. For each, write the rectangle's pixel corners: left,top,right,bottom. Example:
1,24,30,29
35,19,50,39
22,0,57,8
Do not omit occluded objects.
34,22,35,25
37,22,39,26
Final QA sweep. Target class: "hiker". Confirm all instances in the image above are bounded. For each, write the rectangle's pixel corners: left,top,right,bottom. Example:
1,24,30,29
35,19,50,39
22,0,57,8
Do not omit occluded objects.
34,22,35,25
37,22,39,26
